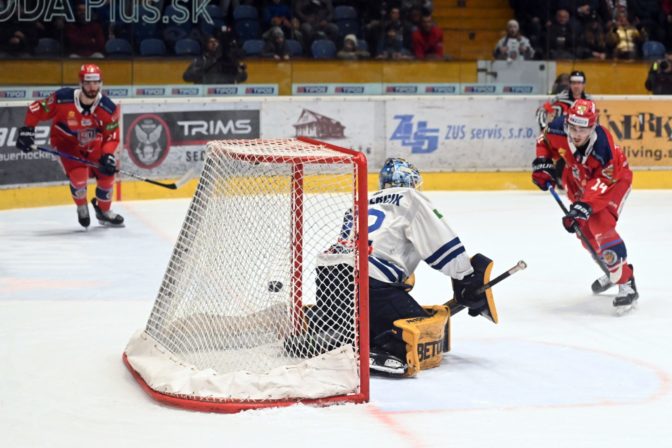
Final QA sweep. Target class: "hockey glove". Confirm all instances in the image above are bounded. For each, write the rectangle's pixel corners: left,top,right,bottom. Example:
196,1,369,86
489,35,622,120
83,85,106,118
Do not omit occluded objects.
532,157,556,191
452,272,486,317
17,126,35,152
98,153,117,176
562,201,592,233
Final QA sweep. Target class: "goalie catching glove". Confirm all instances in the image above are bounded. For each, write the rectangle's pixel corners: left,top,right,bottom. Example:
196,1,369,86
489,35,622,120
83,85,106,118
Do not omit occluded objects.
452,253,498,323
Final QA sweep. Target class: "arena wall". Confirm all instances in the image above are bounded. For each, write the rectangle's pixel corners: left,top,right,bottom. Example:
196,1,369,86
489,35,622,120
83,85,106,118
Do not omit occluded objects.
1,95,670,210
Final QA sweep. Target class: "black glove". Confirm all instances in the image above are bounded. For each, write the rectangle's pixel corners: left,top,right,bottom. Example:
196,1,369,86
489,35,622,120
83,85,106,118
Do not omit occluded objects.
532,157,556,191
98,153,117,176
452,272,486,317
562,201,592,233
17,126,35,153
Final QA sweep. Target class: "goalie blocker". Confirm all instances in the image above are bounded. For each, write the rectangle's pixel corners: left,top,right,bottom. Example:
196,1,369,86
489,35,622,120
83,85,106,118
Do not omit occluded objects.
286,253,499,378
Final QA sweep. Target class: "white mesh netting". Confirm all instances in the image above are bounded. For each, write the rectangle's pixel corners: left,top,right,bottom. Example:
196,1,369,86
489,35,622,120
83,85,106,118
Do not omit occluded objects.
124,139,366,404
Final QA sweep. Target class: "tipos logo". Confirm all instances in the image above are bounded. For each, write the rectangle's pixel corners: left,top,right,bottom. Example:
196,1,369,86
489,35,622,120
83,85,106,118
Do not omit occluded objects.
127,114,171,169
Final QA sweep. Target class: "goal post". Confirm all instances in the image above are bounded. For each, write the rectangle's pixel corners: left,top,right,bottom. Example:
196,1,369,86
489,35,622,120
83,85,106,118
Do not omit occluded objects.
123,137,369,413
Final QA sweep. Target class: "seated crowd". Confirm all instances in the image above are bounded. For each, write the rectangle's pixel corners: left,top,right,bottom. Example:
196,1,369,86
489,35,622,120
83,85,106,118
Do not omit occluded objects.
0,0,441,61
507,0,672,60
2,0,670,63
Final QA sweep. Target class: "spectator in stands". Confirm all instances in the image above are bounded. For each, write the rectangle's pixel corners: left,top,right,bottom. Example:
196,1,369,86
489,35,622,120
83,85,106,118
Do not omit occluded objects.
493,19,534,61
337,34,370,59
628,0,664,43
376,24,413,59
97,0,131,41
405,6,424,32
546,8,580,59
262,0,304,46
0,9,36,58
366,6,411,57
262,0,292,33
262,26,291,60
508,0,554,57
606,10,646,60
411,13,443,60
294,0,339,46
557,0,603,25
183,35,248,84
645,54,672,94
664,0,672,50
578,18,607,59
65,3,105,58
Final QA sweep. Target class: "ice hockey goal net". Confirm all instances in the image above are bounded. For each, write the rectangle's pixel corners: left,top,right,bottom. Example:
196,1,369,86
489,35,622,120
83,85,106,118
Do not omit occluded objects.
123,137,369,412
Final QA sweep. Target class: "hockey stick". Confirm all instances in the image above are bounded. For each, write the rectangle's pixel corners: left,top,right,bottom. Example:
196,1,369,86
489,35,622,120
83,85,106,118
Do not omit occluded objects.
548,184,611,277
445,260,527,314
37,146,196,190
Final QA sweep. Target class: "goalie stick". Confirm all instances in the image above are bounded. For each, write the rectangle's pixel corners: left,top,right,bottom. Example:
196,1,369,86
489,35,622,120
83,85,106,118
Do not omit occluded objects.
548,185,611,277
445,260,527,315
37,146,196,190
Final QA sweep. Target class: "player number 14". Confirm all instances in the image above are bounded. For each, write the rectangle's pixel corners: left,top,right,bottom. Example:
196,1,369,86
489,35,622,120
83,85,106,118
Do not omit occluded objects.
591,179,608,194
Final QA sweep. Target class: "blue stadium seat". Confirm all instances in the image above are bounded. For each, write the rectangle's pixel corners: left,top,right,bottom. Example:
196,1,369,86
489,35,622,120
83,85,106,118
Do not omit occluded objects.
34,38,61,57
105,38,133,57
242,39,264,56
357,39,368,52
286,39,303,57
233,5,260,40
163,5,193,45
164,5,194,34
200,5,227,36
643,40,666,60
233,5,258,20
175,38,201,56
133,8,160,41
311,39,336,59
139,38,168,56
333,5,359,37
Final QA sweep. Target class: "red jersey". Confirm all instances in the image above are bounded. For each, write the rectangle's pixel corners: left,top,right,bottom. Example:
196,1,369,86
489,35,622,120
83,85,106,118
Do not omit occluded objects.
536,116,632,215
411,26,444,58
25,87,120,159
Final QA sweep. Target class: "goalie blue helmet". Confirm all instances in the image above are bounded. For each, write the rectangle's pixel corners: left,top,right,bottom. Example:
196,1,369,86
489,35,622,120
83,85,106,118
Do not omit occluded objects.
379,158,422,189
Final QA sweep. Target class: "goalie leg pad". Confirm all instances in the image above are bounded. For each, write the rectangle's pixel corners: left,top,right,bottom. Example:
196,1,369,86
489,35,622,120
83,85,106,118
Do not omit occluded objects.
393,305,451,377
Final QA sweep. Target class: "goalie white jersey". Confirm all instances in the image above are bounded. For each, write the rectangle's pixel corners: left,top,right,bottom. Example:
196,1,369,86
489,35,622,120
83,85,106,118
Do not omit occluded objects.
363,187,473,284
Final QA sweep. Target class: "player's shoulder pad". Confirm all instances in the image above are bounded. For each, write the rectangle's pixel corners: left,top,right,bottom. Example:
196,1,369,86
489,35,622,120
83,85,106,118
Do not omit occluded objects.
98,95,117,115
546,115,566,136
55,87,75,103
591,126,614,167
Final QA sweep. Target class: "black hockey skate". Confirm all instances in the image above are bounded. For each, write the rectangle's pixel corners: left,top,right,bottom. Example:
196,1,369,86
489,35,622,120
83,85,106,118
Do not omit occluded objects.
76,204,90,228
613,273,638,315
591,274,614,294
369,349,407,378
91,198,124,227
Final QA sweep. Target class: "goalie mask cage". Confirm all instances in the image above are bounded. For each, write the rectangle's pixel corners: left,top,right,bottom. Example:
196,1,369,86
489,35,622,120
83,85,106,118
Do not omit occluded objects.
123,137,369,413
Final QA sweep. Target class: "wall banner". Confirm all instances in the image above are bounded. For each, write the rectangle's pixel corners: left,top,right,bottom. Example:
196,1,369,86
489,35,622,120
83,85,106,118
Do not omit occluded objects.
121,102,261,179
260,100,384,167
385,98,539,171
599,99,672,167
0,105,62,187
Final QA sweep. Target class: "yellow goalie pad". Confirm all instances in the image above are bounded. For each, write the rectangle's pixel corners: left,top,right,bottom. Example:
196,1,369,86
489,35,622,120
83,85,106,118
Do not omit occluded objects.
393,305,451,377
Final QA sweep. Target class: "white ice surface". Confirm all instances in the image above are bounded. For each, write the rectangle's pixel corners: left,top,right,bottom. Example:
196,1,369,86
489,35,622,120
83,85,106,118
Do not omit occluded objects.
1,191,671,448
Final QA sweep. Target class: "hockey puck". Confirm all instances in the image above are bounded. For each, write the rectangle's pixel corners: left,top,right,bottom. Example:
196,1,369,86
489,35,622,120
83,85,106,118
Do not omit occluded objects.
268,281,283,292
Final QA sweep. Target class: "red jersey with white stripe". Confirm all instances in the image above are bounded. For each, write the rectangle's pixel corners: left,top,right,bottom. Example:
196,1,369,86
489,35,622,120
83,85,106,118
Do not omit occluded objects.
25,87,120,159
536,116,632,215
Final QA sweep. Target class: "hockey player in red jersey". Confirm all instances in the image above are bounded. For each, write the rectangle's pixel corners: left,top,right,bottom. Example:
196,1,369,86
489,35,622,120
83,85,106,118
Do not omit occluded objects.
532,99,638,309
16,64,124,228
